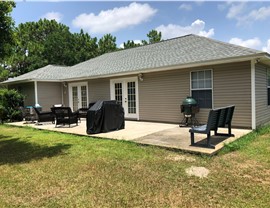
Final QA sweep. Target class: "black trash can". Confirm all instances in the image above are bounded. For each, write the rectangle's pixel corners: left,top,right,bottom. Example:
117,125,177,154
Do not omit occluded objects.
86,100,125,134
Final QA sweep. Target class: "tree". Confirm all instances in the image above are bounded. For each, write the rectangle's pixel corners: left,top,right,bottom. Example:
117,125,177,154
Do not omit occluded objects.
123,40,141,49
0,65,9,82
122,29,162,49
98,34,117,55
7,19,100,77
147,29,162,44
0,1,16,60
73,29,98,63
142,29,162,45
0,88,24,123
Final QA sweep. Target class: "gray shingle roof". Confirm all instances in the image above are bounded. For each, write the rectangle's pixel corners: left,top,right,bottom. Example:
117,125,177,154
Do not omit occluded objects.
2,34,267,84
64,34,266,79
2,65,70,83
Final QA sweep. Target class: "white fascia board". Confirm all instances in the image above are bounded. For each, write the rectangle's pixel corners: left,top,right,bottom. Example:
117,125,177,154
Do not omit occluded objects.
2,79,62,85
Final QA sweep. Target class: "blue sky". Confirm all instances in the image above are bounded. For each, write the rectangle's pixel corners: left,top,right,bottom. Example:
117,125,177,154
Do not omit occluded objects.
11,1,270,52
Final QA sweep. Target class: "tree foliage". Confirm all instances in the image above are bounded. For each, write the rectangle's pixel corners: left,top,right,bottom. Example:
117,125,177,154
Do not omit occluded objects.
0,88,24,123
0,1,16,60
7,19,98,77
146,29,162,44
123,40,141,49
73,29,98,62
123,29,162,49
98,34,117,55
2,11,163,79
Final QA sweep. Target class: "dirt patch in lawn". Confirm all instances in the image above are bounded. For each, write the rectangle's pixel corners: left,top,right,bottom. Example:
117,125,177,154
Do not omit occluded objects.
185,166,210,178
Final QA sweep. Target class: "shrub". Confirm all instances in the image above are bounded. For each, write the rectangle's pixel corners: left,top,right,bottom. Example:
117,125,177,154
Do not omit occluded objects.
0,88,24,122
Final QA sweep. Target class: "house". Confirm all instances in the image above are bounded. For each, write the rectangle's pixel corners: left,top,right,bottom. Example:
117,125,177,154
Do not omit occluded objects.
2,34,270,129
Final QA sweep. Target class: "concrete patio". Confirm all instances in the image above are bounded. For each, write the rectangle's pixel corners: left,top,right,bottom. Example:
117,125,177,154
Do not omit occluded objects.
9,120,251,155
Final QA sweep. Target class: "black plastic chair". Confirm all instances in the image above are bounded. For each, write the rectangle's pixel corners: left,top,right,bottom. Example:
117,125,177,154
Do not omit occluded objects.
77,102,96,121
33,107,55,124
189,108,221,148
215,105,235,137
51,107,78,127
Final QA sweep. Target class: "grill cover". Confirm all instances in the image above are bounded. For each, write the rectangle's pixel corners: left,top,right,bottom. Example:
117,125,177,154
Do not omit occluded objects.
86,100,125,134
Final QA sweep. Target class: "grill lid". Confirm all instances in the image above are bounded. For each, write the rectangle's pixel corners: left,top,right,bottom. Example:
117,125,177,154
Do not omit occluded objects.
182,96,197,105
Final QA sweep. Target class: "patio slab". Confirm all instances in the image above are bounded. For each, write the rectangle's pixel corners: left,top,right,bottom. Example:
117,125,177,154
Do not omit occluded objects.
8,120,251,155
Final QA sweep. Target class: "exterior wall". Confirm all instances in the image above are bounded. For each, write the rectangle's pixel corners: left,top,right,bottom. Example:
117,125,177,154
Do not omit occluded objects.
139,68,192,123
255,64,270,126
64,78,110,108
64,61,252,128
88,78,110,102
139,61,252,128
37,82,62,111
8,82,35,107
213,61,252,128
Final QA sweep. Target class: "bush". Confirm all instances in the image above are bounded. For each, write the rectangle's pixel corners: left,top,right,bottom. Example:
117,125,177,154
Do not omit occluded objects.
0,88,24,123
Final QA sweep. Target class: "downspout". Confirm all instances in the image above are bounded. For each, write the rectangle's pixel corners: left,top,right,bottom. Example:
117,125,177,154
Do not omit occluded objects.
34,81,39,106
251,60,256,129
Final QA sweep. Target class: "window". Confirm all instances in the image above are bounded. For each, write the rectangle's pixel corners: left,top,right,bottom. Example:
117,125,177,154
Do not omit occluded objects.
191,70,212,108
267,69,270,105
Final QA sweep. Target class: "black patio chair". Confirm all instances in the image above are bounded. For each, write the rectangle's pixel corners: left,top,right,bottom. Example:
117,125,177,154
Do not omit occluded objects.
33,107,55,124
214,105,235,137
189,108,221,148
76,102,96,121
51,107,78,127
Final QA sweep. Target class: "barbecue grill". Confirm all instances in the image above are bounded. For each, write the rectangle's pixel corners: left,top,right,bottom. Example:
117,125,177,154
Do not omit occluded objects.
179,96,199,127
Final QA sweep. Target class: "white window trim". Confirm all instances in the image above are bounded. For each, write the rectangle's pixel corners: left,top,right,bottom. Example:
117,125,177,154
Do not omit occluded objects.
190,69,213,108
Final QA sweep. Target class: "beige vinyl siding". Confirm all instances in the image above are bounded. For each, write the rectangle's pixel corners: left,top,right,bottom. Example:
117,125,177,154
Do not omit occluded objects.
213,61,251,128
88,78,110,102
139,69,189,123
8,82,35,107
255,64,270,126
37,82,62,111
139,61,252,128
64,79,110,107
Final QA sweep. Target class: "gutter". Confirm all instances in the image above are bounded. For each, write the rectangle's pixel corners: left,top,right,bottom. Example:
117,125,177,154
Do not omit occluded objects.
1,79,62,85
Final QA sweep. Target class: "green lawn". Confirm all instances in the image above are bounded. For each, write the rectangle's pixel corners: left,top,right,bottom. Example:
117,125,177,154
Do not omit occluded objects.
0,125,269,207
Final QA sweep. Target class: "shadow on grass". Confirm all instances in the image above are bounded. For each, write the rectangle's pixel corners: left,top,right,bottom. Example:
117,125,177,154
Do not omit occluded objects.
0,135,71,165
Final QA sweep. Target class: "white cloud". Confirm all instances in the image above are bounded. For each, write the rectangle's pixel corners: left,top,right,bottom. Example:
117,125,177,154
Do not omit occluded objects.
262,39,270,53
72,2,157,34
226,2,246,19
226,3,270,26
247,7,270,21
229,37,261,49
42,12,63,22
179,4,192,11
156,19,214,40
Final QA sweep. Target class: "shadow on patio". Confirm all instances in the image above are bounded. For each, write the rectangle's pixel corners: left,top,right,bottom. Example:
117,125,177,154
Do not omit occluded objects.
8,120,251,155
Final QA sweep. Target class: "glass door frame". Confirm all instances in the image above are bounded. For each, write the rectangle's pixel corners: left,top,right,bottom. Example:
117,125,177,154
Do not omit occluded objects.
110,77,139,119
68,82,89,111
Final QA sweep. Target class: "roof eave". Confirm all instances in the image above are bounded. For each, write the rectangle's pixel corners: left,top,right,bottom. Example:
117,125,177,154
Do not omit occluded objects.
63,53,267,82
1,78,63,85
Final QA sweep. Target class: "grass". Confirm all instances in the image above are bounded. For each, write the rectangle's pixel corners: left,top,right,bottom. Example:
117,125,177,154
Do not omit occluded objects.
0,125,269,207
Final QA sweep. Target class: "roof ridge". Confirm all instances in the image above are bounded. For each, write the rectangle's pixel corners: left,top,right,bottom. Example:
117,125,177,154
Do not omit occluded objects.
192,34,263,53
74,34,195,65
108,34,194,54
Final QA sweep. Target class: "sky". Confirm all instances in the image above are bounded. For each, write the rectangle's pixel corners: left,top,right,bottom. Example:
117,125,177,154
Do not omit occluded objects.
11,0,270,52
